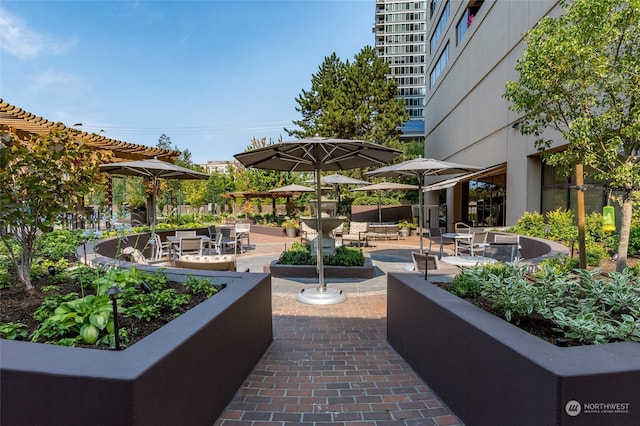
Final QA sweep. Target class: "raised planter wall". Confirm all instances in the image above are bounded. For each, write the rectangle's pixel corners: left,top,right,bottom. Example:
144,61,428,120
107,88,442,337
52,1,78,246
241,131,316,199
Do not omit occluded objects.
266,258,375,279
351,205,413,223
387,273,640,426
1,271,272,426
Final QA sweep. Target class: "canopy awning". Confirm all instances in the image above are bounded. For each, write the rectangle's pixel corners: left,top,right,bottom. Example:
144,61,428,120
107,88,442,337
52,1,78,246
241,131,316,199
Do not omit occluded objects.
423,164,507,192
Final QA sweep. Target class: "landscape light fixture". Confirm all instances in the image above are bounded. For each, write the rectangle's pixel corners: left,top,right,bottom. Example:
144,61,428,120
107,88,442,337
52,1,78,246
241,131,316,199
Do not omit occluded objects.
140,281,153,294
107,285,122,351
47,265,56,276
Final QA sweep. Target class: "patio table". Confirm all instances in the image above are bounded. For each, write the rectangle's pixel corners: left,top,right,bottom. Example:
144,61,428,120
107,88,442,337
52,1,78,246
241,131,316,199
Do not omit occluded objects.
440,255,498,268
166,235,212,256
441,233,474,256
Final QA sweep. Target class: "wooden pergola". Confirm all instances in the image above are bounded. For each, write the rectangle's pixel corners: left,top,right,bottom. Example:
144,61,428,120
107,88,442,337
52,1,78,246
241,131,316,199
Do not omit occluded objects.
222,191,309,219
1,99,182,229
0,99,179,161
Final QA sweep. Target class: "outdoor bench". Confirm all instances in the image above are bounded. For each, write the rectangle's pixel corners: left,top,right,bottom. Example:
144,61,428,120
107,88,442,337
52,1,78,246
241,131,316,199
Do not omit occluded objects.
365,222,400,240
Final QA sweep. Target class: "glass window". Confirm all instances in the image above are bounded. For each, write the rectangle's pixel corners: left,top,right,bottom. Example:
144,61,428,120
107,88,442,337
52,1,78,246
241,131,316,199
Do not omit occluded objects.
430,42,449,87
430,1,450,53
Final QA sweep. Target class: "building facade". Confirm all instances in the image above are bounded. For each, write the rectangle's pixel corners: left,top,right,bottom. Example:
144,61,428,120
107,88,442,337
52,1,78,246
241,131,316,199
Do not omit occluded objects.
420,0,608,228
373,0,428,141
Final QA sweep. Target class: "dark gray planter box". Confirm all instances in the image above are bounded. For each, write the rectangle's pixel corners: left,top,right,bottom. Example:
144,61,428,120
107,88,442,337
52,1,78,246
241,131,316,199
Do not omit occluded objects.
387,273,640,426
266,257,375,278
1,272,272,426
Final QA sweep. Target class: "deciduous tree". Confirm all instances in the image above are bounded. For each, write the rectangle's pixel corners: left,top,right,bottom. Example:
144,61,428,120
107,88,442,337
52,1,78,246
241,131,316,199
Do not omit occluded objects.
504,0,640,271
0,131,104,291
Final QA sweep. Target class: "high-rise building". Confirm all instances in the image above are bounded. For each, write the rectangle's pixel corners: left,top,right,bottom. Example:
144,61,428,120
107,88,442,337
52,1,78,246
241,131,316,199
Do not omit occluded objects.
373,0,427,141
421,0,613,228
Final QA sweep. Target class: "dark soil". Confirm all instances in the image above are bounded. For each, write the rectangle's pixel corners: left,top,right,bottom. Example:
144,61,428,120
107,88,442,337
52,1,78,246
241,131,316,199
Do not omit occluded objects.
0,272,211,350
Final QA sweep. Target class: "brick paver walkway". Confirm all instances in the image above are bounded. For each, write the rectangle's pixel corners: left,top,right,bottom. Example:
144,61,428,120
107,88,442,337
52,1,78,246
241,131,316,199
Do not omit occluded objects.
215,288,464,425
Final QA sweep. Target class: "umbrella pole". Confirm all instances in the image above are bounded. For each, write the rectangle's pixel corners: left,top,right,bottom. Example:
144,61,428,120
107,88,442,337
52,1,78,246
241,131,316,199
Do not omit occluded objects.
378,192,382,222
315,166,325,292
151,176,158,237
418,180,424,254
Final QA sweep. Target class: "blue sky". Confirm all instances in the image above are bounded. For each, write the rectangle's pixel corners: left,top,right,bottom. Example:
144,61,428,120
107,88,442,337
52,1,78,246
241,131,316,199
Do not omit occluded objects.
1,0,374,162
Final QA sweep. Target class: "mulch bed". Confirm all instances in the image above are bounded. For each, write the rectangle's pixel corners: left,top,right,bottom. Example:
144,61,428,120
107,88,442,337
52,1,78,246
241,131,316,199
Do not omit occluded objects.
0,274,209,350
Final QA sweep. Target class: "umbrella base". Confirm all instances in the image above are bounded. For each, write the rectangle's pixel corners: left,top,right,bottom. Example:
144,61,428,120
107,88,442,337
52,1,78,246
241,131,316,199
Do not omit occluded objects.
297,287,347,305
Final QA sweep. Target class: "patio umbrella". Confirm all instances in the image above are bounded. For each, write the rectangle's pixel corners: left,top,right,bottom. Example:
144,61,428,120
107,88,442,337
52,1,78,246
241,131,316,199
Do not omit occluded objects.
352,182,418,222
268,184,315,220
304,173,369,204
99,158,209,235
234,136,401,305
268,184,315,193
366,158,481,253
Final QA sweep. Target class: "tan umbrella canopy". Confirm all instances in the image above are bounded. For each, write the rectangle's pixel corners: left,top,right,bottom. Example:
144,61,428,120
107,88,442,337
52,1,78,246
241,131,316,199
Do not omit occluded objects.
99,158,209,234
235,136,402,305
268,184,315,193
367,158,481,253
304,173,369,204
352,182,419,222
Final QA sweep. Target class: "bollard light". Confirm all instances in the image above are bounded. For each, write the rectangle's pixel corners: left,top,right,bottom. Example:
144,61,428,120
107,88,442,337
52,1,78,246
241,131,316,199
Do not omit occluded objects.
107,285,122,351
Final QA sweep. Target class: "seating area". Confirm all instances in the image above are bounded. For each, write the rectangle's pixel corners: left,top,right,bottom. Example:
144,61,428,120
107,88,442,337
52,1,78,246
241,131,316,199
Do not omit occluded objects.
365,222,400,240
341,221,369,246
174,254,238,271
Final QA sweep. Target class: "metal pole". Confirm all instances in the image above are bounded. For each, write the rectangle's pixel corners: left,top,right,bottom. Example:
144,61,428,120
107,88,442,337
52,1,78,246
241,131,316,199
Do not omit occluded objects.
315,164,325,292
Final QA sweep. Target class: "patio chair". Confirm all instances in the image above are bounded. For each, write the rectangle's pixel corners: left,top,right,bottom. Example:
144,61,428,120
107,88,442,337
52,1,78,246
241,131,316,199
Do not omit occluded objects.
219,226,242,255
205,232,223,255
176,236,204,258
175,230,197,237
341,222,368,247
235,222,251,252
411,251,440,280
482,244,517,262
457,230,488,257
454,222,471,233
427,227,445,258
300,222,318,243
330,222,344,241
152,234,172,261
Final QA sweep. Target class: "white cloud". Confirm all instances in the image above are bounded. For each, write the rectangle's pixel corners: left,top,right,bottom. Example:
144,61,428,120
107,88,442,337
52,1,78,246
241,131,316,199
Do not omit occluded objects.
0,7,77,60
26,69,81,93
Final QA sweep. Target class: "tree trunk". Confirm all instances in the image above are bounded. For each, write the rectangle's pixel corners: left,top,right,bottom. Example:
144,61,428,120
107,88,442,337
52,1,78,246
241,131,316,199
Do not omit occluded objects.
615,190,633,273
19,245,33,292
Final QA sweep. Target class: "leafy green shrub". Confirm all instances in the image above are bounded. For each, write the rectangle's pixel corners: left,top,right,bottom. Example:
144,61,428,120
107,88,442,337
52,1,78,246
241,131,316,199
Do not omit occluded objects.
36,230,83,261
0,258,12,289
0,322,28,340
324,246,365,266
352,195,400,205
584,241,610,267
537,269,640,344
450,270,481,298
466,262,640,344
279,243,314,265
509,211,546,238
585,211,607,242
183,275,219,298
544,209,578,242
627,227,640,256
534,255,579,278
278,243,365,266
